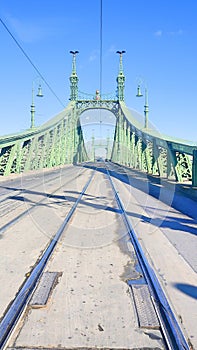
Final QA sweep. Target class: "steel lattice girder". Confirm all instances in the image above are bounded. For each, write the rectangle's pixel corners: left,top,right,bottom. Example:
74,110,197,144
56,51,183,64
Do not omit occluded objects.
0,100,197,187
111,101,197,186
0,102,88,176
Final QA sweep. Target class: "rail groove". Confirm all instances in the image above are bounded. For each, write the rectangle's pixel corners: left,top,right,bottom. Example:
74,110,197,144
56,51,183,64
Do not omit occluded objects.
0,170,95,350
0,163,191,350
106,166,190,350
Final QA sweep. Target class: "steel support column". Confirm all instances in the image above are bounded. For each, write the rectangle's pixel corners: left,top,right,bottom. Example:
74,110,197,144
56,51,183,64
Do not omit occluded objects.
192,150,197,187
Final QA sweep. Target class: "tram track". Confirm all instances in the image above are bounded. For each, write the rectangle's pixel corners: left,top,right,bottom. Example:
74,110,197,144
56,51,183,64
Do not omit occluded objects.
0,169,95,350
105,164,190,350
0,162,191,350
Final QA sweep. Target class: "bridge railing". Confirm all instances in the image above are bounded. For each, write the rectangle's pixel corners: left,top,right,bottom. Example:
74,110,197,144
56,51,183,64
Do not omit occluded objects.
1,98,197,187
111,101,197,187
78,90,117,101
0,102,88,176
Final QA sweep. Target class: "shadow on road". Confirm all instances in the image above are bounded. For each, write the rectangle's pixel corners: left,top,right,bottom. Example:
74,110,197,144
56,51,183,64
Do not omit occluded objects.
173,283,197,300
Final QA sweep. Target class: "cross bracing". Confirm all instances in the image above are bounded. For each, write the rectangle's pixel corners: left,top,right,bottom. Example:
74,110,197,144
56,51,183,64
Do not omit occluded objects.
111,101,197,186
1,98,197,187
0,103,88,176
1,51,197,187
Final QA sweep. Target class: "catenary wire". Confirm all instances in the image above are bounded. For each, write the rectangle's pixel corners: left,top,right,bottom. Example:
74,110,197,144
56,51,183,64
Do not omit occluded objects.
100,0,103,97
99,0,103,139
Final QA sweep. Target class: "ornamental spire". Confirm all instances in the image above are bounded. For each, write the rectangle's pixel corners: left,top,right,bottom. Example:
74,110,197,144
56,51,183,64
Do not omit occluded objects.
117,50,125,73
116,50,126,101
69,50,79,101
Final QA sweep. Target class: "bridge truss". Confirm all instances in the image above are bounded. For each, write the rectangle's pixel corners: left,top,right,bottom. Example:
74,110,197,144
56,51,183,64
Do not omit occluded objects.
0,103,88,176
111,101,197,186
0,51,197,187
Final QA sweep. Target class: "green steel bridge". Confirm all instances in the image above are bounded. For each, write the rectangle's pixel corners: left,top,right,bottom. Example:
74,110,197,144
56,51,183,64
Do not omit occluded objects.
1,51,197,187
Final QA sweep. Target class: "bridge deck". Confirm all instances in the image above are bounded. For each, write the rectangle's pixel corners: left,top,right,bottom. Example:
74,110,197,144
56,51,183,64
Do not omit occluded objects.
0,164,196,349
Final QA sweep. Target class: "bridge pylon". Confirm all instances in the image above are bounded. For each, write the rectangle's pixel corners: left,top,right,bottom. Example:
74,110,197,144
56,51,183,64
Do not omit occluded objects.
0,51,197,190
69,51,79,101
116,50,126,101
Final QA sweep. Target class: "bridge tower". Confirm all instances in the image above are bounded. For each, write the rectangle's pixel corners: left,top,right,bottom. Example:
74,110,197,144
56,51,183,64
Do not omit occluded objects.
69,50,79,101
116,50,126,101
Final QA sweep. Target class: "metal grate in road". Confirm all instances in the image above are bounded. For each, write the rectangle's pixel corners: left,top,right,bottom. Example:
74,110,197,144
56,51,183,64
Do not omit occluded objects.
29,271,59,308
131,284,160,329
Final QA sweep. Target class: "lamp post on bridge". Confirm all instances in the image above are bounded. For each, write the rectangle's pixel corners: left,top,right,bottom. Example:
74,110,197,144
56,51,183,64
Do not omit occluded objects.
136,83,149,129
30,80,44,128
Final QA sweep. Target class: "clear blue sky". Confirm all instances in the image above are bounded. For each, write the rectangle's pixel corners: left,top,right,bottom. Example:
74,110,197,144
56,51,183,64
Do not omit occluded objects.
0,0,197,143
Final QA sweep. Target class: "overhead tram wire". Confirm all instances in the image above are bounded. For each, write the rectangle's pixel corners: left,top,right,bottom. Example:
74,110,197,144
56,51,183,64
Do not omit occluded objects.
0,17,65,108
99,0,103,98
99,0,103,141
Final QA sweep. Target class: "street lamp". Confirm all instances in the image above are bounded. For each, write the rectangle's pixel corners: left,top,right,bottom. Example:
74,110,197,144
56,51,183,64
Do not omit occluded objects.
136,83,149,129
30,80,44,128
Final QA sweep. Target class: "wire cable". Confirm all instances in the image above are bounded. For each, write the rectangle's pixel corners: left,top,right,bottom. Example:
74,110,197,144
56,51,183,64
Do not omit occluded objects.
0,17,65,108
99,0,103,139
99,0,103,97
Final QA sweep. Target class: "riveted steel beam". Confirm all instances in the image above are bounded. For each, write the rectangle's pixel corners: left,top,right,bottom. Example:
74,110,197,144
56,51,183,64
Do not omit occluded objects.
0,98,197,188
192,150,197,187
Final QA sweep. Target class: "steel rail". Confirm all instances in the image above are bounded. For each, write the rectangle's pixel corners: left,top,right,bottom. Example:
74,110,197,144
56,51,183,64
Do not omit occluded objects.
0,167,88,235
106,167,190,350
0,170,95,350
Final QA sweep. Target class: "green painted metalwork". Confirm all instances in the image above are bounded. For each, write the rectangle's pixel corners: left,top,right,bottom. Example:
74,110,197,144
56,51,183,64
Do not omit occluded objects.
24,137,37,171
144,89,149,129
4,143,18,176
192,150,197,187
111,101,197,186
1,96,196,187
136,85,149,129
30,82,44,129
69,51,79,101
116,51,126,101
0,103,88,176
0,51,197,190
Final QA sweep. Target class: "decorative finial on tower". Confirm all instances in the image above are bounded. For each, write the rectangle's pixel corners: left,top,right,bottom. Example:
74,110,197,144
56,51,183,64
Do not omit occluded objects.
117,50,125,73
144,88,149,129
116,50,126,101
69,50,79,101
